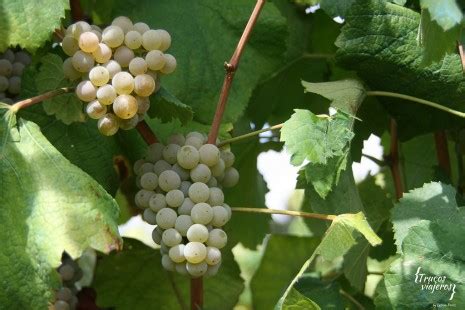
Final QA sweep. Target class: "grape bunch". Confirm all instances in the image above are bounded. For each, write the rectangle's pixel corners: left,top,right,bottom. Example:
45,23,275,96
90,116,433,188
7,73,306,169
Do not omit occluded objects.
53,256,83,310
133,132,239,278
61,17,176,136
0,48,31,104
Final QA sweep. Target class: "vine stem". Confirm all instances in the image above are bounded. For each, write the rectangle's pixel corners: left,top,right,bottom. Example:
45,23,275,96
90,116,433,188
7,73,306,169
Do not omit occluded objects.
388,119,404,200
70,0,85,21
207,0,266,144
218,123,283,147
434,131,451,178
136,121,158,144
9,87,75,113
231,207,336,221
366,91,465,119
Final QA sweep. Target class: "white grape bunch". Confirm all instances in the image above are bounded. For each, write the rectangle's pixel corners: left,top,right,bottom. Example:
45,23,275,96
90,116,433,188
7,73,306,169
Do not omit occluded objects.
62,17,177,136
133,132,239,278
0,49,31,104
53,254,84,310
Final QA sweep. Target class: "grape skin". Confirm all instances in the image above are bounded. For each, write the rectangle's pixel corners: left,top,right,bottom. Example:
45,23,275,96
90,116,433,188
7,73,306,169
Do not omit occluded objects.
175,214,193,236
199,144,220,167
190,163,211,183
85,100,107,119
92,43,112,63
166,189,184,208
114,46,135,67
187,223,209,242
169,244,186,263
145,50,165,70
211,206,229,227
156,208,177,229
142,30,162,51
160,54,177,74
72,51,94,72
178,198,195,215
177,145,200,169
125,31,143,49
140,172,158,190
134,74,156,97
62,35,79,56
89,66,110,86
102,25,125,48
146,143,164,163
188,182,210,203
76,80,97,102
162,228,182,247
205,246,222,265
158,170,181,192
152,227,162,244
103,60,122,78
143,208,157,225
163,144,181,164
63,58,81,81
162,254,175,271
153,160,172,176
113,94,138,119
129,57,148,75
207,229,227,249
112,71,134,95
208,187,224,206
191,203,214,225
97,113,119,136
186,261,208,278
96,84,117,105
149,193,167,212
184,242,207,264
78,31,100,53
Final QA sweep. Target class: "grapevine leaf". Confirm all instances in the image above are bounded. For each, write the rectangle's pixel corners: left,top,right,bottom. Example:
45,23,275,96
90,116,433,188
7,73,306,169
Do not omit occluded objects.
89,0,287,125
375,221,465,308
280,109,355,166
419,10,461,65
420,0,463,31
147,87,193,125
250,235,321,310
335,0,465,139
93,238,244,310
0,0,68,51
391,182,465,253
35,54,84,124
319,0,356,18
282,288,320,310
0,118,121,309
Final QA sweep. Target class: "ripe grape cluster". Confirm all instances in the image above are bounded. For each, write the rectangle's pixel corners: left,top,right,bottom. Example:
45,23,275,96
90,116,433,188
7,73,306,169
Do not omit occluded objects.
133,132,239,278
62,17,176,136
0,48,31,104
53,256,83,310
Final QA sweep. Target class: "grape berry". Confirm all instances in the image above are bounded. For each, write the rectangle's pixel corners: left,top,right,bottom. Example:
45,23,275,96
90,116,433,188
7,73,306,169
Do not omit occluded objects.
53,255,83,310
134,132,239,278
0,49,31,104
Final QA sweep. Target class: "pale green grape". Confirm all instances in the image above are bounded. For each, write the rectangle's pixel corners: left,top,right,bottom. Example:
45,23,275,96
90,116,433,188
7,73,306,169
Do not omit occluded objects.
97,113,119,136
172,164,189,181
177,145,200,169
0,76,8,92
102,25,125,48
125,30,142,49
129,57,147,75
160,54,177,74
205,247,221,265
169,244,186,263
133,22,150,34
211,206,229,227
223,203,232,221
184,242,207,264
54,300,70,310
142,30,162,51
78,31,100,53
158,170,181,192
205,262,221,277
163,144,181,164
96,84,117,105
187,223,209,242
151,226,162,244
185,136,203,149
186,261,208,278
160,242,169,255
175,215,193,236
7,76,20,94
190,164,211,183
221,150,235,168
222,167,239,188
175,263,188,275
112,71,134,95
89,66,110,86
155,29,172,52
207,187,224,206
63,58,81,81
93,43,112,63
1,49,14,62
161,254,175,271
114,46,135,67
153,160,171,175
69,21,92,39
167,133,185,146
119,115,139,130
134,74,155,97
59,264,74,281
76,80,97,102
72,51,94,72
149,193,166,212
91,29,102,41
133,159,146,175
166,189,184,208
136,96,150,114
199,144,220,167
188,182,210,203
62,35,79,56
56,287,72,301
207,229,227,249
178,198,195,215
156,208,177,229
162,228,182,247
140,162,154,175
143,208,157,225
211,158,225,177
141,172,158,190
186,131,205,141
191,203,213,225
146,143,164,163
112,16,133,33
145,50,165,70
135,189,155,208
11,62,25,76
206,177,218,187
14,51,31,65
113,94,138,119
85,100,107,119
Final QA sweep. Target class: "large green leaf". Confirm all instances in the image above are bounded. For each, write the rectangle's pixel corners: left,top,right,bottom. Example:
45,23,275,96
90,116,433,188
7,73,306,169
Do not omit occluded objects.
420,0,463,31
335,0,465,139
93,238,244,310
0,0,68,51
375,221,465,308
250,235,321,310
89,0,287,125
0,118,121,309
319,0,356,17
147,87,193,125
281,288,320,310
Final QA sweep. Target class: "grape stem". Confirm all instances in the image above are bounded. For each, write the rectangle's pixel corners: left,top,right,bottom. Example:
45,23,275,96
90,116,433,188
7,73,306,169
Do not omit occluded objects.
218,123,283,147
207,0,267,144
231,207,336,221
9,87,75,113
387,119,404,200
136,120,158,144
70,0,85,21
